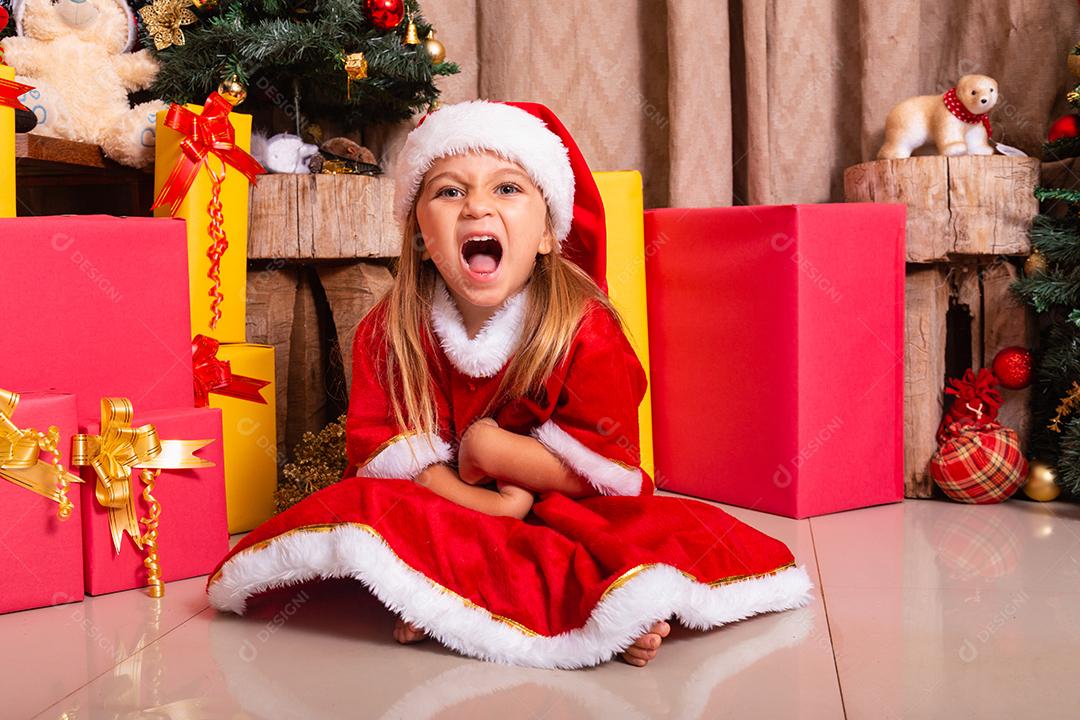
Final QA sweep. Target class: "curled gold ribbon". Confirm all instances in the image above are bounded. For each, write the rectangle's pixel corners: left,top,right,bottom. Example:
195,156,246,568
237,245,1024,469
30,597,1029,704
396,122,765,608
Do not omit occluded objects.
71,398,215,555
0,388,82,519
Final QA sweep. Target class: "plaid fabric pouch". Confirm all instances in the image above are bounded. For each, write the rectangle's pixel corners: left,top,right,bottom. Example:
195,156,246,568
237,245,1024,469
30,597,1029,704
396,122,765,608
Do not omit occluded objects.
930,418,1027,504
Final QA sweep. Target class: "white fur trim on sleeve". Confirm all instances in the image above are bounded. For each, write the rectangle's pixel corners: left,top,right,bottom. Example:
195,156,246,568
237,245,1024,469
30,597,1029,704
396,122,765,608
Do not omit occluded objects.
531,419,643,497
356,432,455,480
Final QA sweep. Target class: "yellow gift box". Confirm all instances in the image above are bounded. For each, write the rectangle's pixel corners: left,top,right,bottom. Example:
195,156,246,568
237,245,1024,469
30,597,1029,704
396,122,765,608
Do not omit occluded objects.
593,171,654,481
153,104,253,343
209,343,278,532
0,65,15,219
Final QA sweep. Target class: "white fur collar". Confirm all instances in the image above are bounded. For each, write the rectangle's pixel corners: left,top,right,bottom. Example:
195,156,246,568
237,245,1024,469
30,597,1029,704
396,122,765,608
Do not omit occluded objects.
430,276,528,378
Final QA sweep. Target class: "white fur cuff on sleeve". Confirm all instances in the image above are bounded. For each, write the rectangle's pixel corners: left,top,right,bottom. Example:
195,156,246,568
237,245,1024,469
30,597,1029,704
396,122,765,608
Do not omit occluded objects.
357,433,455,480
531,420,643,496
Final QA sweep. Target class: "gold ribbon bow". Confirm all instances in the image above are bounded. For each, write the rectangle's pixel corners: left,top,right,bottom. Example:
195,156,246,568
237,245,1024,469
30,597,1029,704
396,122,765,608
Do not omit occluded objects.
72,398,215,555
0,389,82,519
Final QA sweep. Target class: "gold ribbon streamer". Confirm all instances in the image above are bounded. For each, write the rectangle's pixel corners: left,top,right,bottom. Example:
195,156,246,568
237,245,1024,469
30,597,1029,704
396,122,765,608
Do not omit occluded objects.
71,398,215,555
0,388,82,519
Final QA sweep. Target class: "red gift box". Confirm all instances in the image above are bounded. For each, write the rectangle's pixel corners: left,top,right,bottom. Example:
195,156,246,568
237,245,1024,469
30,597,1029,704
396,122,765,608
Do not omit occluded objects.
0,391,84,614
644,204,905,518
78,405,228,595
0,216,195,419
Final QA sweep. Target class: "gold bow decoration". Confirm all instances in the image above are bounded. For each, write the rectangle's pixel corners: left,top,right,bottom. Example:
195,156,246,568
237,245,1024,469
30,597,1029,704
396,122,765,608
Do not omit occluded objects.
0,388,82,519
71,398,215,555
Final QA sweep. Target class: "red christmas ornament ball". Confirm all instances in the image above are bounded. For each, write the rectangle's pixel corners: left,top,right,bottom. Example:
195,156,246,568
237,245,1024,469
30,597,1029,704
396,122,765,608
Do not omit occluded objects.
992,346,1033,390
1048,115,1080,142
366,0,404,30
0,6,9,30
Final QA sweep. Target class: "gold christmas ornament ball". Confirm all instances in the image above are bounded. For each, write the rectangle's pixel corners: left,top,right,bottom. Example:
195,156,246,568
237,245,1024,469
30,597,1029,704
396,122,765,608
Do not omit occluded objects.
1024,249,1048,276
217,77,247,106
1069,45,1080,79
1023,460,1061,502
423,30,446,63
345,52,369,81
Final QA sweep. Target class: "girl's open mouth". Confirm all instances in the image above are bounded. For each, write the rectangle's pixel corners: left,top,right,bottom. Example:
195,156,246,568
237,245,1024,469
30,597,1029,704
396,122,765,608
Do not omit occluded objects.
461,235,503,281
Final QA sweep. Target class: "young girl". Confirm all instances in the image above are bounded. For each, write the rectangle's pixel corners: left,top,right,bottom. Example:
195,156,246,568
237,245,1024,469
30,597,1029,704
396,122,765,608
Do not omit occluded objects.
207,100,813,670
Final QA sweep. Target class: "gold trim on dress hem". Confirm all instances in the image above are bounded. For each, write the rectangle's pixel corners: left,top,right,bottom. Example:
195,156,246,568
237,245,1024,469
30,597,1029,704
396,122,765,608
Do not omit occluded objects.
208,522,798,638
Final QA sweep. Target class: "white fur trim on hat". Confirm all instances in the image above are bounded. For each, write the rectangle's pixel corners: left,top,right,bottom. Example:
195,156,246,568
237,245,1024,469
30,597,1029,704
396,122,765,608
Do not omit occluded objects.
14,0,138,53
394,100,576,244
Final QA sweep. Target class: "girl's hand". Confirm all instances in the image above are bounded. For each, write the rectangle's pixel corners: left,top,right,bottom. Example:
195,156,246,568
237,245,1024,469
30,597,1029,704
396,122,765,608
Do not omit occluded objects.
458,417,501,485
496,481,534,519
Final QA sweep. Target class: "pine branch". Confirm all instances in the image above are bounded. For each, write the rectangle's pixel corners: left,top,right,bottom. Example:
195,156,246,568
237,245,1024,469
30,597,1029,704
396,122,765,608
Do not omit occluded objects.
1044,135,1080,161
1030,214,1080,266
142,0,458,130
1035,187,1080,203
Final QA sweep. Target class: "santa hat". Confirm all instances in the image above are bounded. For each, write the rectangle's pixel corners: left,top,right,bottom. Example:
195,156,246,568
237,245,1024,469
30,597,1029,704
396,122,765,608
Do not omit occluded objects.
13,0,138,53
394,100,607,293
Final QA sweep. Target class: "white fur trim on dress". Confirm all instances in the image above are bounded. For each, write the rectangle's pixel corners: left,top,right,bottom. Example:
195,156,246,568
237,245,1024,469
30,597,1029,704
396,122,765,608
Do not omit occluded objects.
356,432,454,480
15,0,138,53
531,419,644,496
431,275,528,378
394,100,575,244
207,524,815,670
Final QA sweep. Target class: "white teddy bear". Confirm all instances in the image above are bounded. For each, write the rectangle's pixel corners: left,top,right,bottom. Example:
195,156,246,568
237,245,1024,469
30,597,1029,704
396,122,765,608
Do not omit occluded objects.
878,74,999,159
1,0,167,168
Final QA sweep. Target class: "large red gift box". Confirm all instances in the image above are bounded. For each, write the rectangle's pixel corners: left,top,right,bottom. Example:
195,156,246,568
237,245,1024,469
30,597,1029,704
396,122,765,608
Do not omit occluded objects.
0,216,195,419
644,204,905,518
79,405,228,595
0,391,84,613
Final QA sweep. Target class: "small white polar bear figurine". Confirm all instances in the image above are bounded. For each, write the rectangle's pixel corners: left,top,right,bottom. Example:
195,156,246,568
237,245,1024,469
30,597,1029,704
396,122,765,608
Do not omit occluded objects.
878,74,998,159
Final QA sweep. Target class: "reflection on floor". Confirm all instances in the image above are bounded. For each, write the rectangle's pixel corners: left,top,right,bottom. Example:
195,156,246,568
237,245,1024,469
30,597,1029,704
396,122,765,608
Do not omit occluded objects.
3,495,1079,719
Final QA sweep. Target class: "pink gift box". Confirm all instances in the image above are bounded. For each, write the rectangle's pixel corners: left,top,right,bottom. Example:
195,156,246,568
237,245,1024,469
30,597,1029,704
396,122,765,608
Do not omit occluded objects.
644,204,905,518
0,216,195,419
79,405,228,595
0,391,84,614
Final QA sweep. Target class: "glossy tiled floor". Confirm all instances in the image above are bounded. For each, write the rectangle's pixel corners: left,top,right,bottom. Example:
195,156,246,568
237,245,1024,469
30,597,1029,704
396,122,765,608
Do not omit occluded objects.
4,495,1079,719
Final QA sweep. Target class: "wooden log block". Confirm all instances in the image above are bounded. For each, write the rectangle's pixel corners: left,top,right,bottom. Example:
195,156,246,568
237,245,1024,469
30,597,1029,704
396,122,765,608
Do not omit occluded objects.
316,262,394,393
285,268,328,454
844,156,1039,263
905,265,950,498
954,263,982,373
982,260,1036,449
246,264,299,451
248,174,400,260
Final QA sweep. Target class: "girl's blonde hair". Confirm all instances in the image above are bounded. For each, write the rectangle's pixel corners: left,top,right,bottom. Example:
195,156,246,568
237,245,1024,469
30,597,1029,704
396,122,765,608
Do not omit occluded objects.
378,194,626,449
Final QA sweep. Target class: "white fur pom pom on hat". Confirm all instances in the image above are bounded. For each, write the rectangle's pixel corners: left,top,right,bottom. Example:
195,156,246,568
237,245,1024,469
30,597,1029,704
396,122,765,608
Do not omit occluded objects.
393,100,576,244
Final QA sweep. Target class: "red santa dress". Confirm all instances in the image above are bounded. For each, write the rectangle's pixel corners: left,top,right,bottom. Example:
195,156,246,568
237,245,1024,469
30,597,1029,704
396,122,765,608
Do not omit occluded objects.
206,273,813,669
205,100,813,669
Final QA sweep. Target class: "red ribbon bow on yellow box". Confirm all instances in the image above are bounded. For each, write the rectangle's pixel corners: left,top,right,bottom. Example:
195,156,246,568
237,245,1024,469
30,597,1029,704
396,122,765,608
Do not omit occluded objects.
151,91,264,331
192,334,270,407
151,92,264,215
0,74,32,112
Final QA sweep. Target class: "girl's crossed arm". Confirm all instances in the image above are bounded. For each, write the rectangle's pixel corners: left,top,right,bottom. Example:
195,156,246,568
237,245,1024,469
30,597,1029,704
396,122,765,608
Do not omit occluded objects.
457,418,594,498
415,462,535,519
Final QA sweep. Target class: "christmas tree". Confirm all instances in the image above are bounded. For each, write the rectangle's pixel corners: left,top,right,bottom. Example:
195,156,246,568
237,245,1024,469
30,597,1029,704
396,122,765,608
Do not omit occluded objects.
1010,42,1080,495
136,0,458,133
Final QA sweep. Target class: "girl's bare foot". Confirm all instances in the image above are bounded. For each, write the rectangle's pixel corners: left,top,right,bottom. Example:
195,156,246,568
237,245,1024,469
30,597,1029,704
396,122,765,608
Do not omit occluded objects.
393,617,428,644
621,619,671,667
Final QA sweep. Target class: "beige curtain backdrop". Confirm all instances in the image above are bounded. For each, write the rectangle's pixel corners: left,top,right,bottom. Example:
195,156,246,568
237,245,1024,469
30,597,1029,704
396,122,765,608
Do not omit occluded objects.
379,1,1080,210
